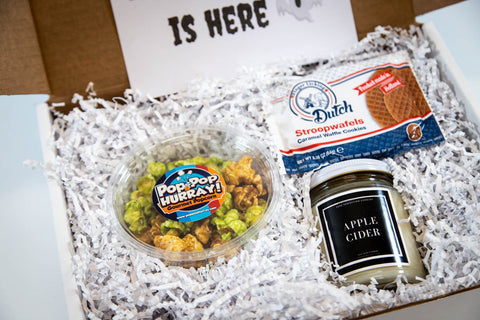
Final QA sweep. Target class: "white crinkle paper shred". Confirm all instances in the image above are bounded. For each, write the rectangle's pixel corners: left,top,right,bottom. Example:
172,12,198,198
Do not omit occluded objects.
44,26,480,319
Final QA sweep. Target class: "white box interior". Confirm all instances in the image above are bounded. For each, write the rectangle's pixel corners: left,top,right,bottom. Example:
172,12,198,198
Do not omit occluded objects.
36,22,480,320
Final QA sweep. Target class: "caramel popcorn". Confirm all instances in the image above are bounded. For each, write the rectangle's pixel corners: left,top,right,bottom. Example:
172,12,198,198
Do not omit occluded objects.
136,229,154,245
183,234,204,251
224,156,266,211
153,234,187,251
150,215,166,237
210,230,226,247
192,219,212,244
224,156,265,195
232,185,259,211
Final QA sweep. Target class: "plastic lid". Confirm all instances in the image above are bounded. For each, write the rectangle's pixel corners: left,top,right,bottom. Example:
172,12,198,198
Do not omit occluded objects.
310,159,391,189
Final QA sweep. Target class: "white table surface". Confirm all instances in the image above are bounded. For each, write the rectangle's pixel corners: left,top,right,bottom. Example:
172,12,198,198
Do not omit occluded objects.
1,1,479,319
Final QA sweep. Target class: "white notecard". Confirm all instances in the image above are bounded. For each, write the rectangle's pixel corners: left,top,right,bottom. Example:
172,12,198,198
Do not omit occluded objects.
111,0,358,97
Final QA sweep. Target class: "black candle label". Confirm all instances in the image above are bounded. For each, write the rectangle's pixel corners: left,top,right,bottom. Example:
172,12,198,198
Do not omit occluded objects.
315,187,408,275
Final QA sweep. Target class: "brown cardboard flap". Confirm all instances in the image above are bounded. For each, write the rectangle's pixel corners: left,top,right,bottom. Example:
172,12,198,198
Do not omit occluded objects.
350,0,463,39
0,0,50,95
0,0,463,106
29,0,129,104
350,0,416,40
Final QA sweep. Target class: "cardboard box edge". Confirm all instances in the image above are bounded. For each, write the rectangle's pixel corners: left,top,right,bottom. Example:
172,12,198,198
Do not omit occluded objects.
422,21,480,129
360,285,480,319
36,103,86,320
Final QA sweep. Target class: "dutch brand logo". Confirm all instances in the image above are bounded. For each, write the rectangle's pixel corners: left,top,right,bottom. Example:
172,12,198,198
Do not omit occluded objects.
289,80,351,123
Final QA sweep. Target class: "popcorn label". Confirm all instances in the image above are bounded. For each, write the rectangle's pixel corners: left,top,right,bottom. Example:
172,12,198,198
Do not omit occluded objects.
267,51,445,174
152,165,226,222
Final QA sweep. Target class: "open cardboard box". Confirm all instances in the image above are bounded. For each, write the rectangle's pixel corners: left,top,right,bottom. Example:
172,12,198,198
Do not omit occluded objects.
0,0,463,107
2,0,479,319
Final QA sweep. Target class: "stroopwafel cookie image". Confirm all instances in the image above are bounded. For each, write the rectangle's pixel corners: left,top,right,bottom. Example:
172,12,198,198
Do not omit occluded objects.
383,76,418,122
365,68,397,127
392,67,431,116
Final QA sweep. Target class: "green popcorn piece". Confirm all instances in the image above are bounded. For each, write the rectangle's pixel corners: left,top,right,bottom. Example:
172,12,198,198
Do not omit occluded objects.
160,220,187,235
128,215,148,234
172,160,187,167
211,217,227,230
166,156,226,172
206,156,223,165
219,160,232,172
224,209,239,225
143,204,155,218
215,192,232,217
167,162,177,171
124,208,141,225
135,196,151,208
184,221,194,233
125,200,141,212
203,157,225,173
174,156,208,167
147,161,166,179
146,212,156,225
130,190,144,201
245,205,265,226
228,219,248,235
188,156,208,165
136,174,156,195
221,232,232,241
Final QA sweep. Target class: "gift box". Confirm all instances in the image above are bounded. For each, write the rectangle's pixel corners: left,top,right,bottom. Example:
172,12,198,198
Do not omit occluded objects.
2,0,479,319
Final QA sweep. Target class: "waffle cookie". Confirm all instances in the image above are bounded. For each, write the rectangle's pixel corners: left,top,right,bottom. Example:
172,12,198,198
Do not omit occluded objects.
383,77,418,122
365,68,397,127
393,67,431,116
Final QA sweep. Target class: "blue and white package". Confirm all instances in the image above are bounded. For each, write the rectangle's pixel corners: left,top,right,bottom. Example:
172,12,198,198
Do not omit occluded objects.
267,51,445,174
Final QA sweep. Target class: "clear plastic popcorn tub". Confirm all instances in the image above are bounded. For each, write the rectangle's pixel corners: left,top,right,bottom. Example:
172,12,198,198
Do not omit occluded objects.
107,127,280,267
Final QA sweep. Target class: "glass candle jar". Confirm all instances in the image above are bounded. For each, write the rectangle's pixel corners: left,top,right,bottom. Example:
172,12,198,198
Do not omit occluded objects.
310,159,427,286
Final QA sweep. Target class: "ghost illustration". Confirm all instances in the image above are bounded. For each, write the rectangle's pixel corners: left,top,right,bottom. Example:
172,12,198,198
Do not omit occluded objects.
276,0,323,22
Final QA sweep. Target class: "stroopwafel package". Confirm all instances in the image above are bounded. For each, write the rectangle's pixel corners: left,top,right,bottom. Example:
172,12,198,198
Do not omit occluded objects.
267,51,445,174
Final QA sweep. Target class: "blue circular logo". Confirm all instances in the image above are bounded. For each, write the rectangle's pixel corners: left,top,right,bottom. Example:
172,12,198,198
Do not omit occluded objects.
152,165,226,222
289,80,337,122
